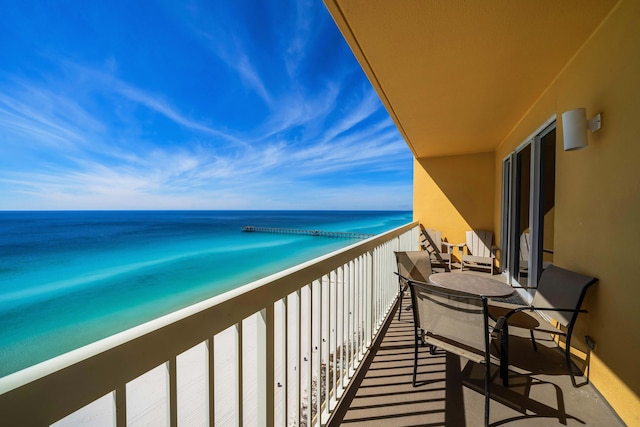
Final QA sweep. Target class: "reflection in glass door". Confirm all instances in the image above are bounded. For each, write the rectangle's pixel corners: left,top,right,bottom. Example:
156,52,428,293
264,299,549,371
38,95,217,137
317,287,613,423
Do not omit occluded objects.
514,144,531,287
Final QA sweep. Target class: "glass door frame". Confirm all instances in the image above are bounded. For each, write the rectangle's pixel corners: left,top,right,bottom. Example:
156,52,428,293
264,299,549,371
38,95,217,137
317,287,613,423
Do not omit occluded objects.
500,115,555,300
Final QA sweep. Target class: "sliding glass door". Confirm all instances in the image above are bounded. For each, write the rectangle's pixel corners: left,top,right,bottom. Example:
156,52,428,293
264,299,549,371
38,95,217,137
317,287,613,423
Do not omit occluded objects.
501,121,556,294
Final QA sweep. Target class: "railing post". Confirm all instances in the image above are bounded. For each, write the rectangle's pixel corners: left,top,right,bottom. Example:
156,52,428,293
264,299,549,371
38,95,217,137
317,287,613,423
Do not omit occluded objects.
377,245,383,331
115,385,126,427
279,297,288,426
321,273,330,424
355,257,361,362
329,269,338,411
207,337,215,427
371,249,380,333
168,356,177,427
303,284,312,426
365,251,375,347
294,289,301,427
257,306,274,427
337,265,345,396
314,279,322,426
347,257,362,378
236,322,244,427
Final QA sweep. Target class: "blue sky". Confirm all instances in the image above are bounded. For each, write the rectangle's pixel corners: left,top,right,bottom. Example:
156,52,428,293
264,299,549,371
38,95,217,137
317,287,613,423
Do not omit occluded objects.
0,0,413,210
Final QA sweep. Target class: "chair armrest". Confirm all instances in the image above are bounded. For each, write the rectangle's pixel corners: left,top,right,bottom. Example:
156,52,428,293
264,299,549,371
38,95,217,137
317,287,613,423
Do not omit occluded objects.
395,272,431,287
394,272,410,288
491,316,507,338
503,306,536,319
502,305,587,320
530,306,588,314
394,272,409,281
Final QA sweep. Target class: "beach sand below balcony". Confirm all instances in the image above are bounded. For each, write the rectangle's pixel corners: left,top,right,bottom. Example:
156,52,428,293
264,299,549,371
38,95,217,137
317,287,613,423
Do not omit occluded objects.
52,315,268,426
52,294,327,426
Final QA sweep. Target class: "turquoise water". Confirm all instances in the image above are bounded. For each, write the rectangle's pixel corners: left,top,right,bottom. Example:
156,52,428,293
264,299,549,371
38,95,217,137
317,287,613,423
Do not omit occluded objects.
0,210,411,376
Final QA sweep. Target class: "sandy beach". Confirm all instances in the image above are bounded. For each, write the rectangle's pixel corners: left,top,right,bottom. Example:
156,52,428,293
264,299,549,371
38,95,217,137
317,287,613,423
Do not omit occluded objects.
52,296,323,427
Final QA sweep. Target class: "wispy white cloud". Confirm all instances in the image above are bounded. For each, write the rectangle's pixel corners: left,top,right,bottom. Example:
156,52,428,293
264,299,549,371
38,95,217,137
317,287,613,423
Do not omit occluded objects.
177,6,275,107
321,90,383,143
1,89,408,207
114,82,245,144
284,0,316,78
255,82,341,140
0,0,412,210
53,62,247,148
223,42,274,106
0,76,410,210
0,83,103,149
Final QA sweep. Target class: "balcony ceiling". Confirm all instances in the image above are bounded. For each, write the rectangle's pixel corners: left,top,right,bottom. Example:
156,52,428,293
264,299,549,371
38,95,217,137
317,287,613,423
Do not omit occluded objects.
324,0,619,158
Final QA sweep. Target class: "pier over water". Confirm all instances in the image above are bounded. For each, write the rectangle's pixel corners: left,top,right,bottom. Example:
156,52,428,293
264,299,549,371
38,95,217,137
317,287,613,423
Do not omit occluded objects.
241,226,375,239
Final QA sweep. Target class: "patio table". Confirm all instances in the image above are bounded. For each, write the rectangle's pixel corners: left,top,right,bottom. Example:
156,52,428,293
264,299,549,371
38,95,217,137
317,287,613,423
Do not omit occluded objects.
429,273,513,298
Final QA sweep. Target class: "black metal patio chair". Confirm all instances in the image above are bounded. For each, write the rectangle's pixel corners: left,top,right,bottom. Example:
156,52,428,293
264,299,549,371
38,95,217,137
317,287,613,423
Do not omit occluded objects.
404,277,500,427
394,251,433,320
489,264,598,386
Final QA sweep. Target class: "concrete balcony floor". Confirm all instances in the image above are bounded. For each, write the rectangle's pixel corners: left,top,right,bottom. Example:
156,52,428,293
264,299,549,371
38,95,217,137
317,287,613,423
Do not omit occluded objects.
329,298,623,426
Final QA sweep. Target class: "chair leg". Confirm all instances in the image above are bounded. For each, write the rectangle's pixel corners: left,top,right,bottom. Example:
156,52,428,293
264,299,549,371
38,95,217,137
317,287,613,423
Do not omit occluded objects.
530,330,538,352
500,324,509,387
413,327,419,387
398,285,403,321
565,333,577,375
484,364,490,427
483,309,491,427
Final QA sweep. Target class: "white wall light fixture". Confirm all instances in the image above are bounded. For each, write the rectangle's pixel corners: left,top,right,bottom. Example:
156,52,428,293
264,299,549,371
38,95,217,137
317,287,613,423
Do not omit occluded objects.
562,108,602,151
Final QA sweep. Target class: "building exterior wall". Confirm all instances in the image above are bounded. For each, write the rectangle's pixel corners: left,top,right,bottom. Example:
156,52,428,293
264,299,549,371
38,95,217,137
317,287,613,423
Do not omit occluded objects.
492,0,640,423
414,0,639,423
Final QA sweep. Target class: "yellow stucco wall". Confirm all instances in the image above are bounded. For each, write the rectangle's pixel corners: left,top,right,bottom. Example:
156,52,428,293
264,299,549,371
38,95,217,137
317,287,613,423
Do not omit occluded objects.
491,0,640,423
413,152,495,262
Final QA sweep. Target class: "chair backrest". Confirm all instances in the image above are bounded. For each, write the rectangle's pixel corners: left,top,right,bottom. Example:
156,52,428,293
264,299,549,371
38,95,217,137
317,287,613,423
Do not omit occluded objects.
395,251,433,283
408,281,489,363
419,226,444,260
466,230,493,257
532,264,598,327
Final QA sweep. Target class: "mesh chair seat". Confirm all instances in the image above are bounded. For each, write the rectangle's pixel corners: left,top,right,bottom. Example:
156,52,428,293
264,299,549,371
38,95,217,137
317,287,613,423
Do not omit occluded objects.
405,278,497,426
489,264,598,386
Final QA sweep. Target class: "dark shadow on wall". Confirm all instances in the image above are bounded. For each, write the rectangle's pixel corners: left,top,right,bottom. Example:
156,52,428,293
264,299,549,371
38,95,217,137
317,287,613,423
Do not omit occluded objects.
417,152,496,231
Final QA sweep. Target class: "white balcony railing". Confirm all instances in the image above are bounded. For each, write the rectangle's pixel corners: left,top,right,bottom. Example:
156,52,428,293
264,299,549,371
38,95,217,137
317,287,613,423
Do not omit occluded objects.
0,221,418,426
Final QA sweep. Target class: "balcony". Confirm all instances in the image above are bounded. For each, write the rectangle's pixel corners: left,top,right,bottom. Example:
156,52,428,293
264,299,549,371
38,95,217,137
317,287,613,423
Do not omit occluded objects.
330,288,623,426
0,221,623,426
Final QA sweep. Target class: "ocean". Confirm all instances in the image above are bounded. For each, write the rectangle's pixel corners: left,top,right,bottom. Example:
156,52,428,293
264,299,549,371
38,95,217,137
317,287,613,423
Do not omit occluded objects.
0,210,411,376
